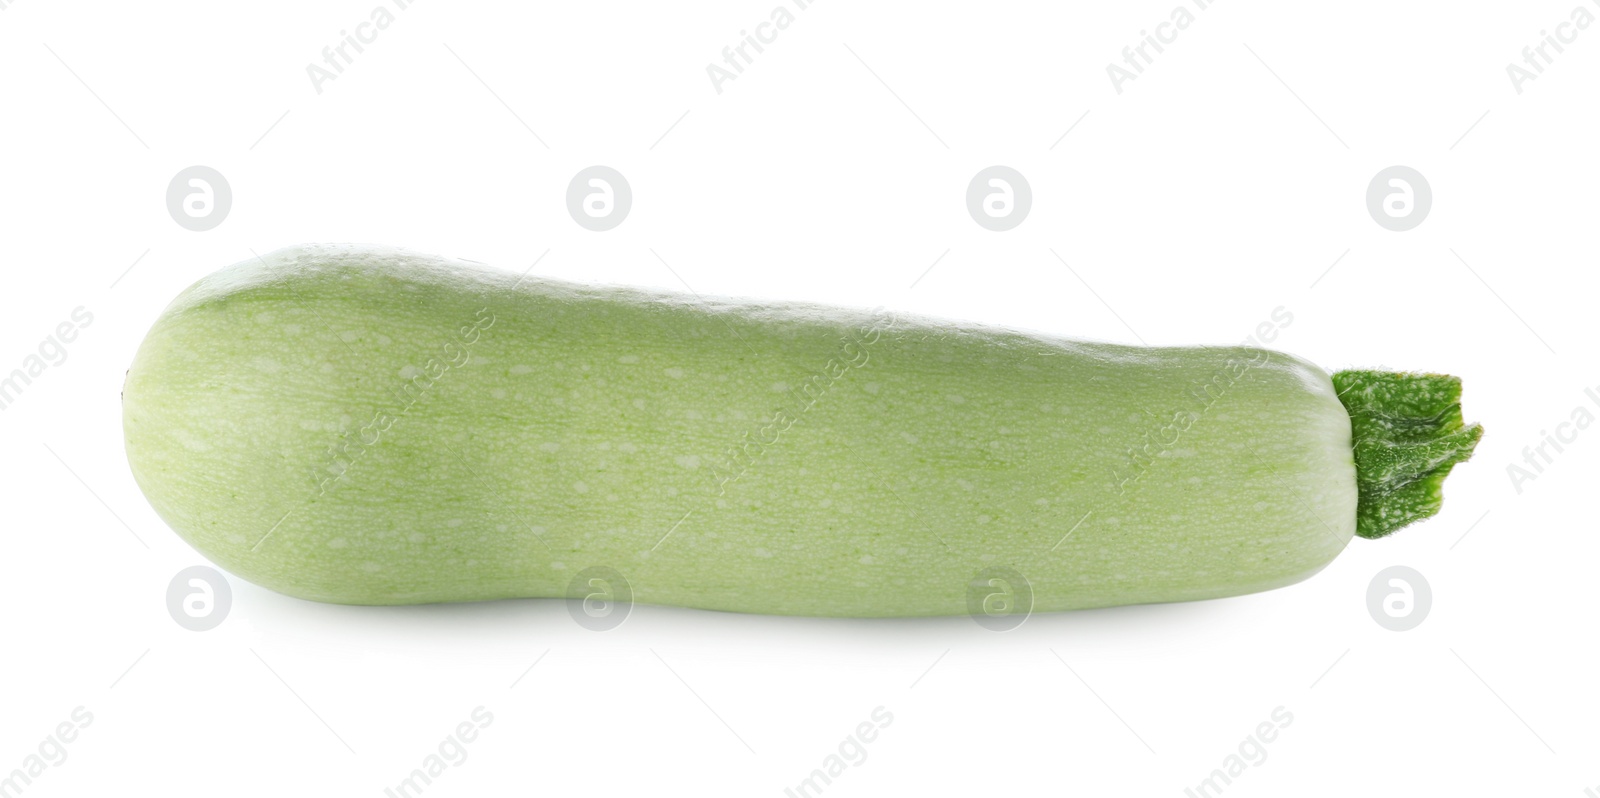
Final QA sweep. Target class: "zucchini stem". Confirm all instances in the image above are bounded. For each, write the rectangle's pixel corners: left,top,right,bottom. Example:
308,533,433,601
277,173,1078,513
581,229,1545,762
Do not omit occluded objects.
1332,370,1483,539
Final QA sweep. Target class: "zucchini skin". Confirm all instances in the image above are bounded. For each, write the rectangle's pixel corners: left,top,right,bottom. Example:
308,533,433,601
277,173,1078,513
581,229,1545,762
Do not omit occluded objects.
123,245,1357,614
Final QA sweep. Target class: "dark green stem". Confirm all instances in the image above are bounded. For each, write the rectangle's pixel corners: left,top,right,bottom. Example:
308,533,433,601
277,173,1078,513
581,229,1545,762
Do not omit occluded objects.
1332,370,1484,539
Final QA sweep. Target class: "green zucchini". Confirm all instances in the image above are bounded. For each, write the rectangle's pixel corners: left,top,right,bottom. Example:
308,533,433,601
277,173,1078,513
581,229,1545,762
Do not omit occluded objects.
121,245,1481,614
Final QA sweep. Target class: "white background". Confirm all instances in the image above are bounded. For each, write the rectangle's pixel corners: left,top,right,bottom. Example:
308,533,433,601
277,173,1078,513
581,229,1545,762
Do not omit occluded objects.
1,1,1596,796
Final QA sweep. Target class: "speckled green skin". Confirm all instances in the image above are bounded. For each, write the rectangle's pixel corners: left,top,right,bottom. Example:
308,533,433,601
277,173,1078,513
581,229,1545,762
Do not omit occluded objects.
1332,371,1482,539
124,244,1361,614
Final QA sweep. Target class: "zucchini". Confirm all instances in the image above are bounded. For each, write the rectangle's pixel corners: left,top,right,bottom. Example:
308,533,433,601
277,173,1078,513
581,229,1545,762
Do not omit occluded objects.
122,245,1481,614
